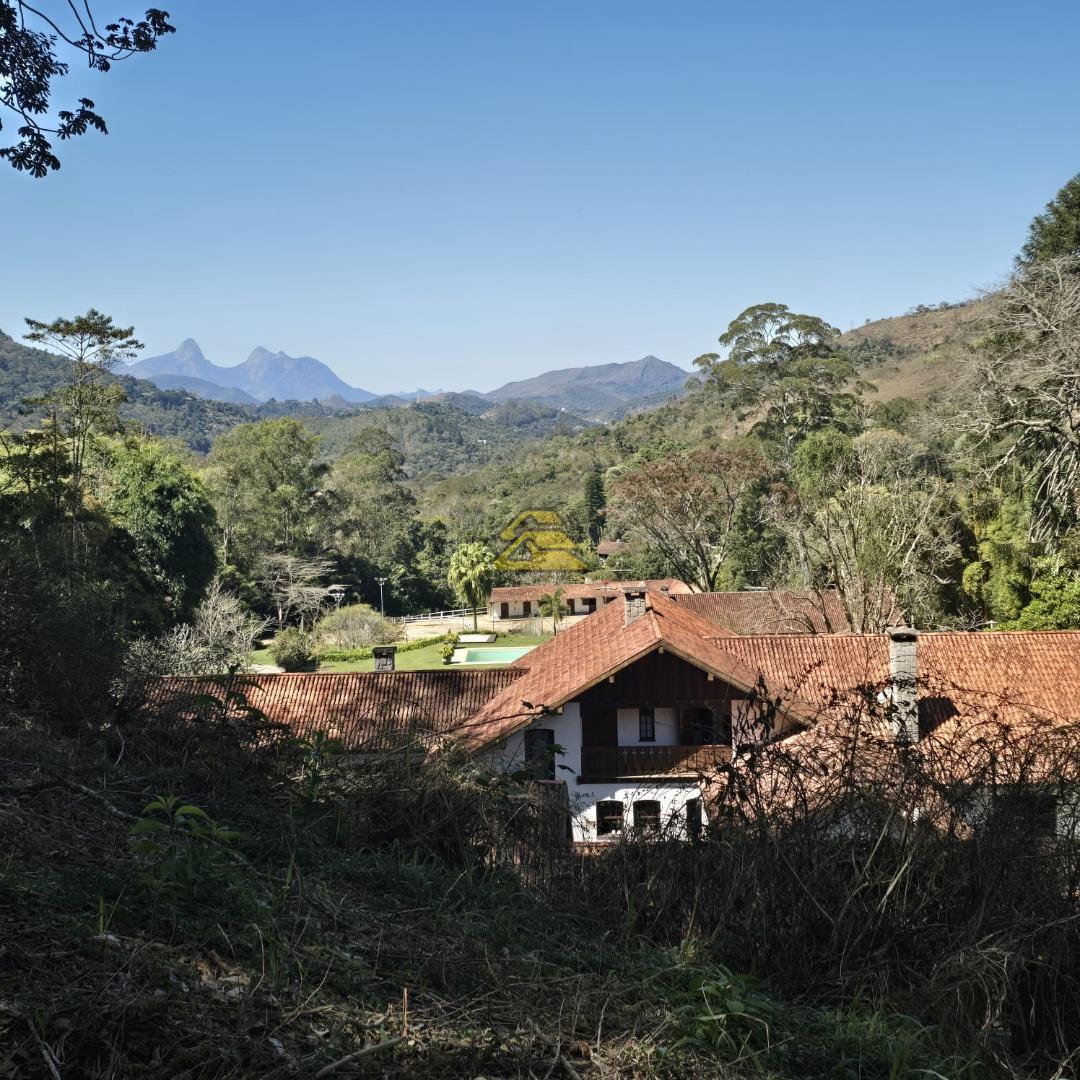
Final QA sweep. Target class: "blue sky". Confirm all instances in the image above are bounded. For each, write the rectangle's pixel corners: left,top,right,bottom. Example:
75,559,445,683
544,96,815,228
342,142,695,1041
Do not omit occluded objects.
4,0,1079,393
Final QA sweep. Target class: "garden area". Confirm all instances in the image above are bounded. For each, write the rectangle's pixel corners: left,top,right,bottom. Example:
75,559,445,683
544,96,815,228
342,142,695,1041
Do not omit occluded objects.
251,625,551,673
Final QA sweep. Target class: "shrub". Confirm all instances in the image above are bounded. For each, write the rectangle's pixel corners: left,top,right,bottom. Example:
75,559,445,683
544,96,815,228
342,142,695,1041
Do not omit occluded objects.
314,603,401,650
440,642,456,665
317,634,451,664
270,628,316,671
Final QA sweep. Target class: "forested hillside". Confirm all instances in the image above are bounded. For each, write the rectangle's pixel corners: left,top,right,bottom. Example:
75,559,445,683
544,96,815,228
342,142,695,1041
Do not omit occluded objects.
0,329,251,451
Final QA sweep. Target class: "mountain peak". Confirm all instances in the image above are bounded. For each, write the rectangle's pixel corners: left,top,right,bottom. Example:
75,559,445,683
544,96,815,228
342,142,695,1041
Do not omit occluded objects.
174,338,206,362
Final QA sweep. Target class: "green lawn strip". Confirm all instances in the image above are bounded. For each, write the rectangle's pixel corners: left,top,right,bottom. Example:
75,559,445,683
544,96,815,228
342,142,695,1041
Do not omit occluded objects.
319,632,552,673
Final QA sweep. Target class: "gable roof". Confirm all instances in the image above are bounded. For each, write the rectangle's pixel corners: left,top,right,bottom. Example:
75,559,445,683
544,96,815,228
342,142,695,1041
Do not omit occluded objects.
717,630,1080,733
488,578,690,604
140,670,522,750
466,590,816,749
674,589,851,634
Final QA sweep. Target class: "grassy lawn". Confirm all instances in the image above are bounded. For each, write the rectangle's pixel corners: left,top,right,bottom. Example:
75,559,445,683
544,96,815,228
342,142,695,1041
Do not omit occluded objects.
320,632,552,672
251,633,553,673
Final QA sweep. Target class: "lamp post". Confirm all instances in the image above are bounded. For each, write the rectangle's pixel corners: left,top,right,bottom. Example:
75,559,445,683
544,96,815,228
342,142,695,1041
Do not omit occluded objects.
375,576,388,615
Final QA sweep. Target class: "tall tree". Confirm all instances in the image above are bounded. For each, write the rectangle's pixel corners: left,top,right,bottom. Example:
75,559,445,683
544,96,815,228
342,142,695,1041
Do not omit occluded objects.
255,553,333,630
1019,173,1080,266
24,309,139,508
583,462,606,545
321,427,424,611
770,429,961,631
90,436,217,620
448,543,494,631
693,304,859,460
955,255,1080,542
206,419,325,568
608,444,768,591
0,2,175,176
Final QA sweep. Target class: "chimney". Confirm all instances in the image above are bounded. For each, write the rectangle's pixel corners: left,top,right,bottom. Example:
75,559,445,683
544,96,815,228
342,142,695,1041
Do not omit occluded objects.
373,645,397,673
624,590,647,625
886,627,918,742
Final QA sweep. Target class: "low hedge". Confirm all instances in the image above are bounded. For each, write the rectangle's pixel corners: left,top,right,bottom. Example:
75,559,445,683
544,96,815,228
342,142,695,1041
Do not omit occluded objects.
317,633,453,665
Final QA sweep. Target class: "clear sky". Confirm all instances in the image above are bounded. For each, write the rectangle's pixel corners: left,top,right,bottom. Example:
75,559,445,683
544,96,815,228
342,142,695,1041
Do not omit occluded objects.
3,0,1079,394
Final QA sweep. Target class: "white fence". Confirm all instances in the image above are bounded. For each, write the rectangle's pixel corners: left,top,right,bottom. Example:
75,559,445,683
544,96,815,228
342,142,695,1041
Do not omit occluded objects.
388,606,483,625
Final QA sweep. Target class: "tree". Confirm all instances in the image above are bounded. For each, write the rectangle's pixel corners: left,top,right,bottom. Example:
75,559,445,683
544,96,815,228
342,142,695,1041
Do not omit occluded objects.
608,444,768,591
693,304,861,459
1019,173,1080,266
448,543,494,631
958,489,1031,625
24,309,139,507
538,588,568,635
769,430,961,631
119,580,267,685
321,428,425,612
255,553,333,630
954,255,1080,542
90,436,217,619
583,462,606,544
0,2,175,176
207,419,325,568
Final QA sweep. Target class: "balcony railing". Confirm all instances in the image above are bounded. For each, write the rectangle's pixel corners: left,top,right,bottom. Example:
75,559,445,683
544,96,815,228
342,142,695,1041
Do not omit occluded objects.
579,744,731,780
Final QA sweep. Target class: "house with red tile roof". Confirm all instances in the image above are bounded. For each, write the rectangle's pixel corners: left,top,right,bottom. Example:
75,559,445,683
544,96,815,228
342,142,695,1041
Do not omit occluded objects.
486,578,690,621
144,589,1080,843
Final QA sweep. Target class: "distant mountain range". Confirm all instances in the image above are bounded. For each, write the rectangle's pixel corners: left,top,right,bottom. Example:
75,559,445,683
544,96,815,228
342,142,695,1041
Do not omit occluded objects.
129,340,377,404
129,339,692,417
486,355,691,416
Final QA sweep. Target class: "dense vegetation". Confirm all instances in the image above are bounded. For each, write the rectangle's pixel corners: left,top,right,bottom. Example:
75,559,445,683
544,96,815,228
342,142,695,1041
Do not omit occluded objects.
4,173,1080,1077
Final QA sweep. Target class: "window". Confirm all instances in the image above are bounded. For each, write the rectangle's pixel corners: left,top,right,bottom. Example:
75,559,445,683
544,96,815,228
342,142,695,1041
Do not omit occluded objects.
680,705,732,746
596,800,624,836
523,728,556,781
685,798,702,840
633,800,661,833
638,707,655,742
523,600,532,617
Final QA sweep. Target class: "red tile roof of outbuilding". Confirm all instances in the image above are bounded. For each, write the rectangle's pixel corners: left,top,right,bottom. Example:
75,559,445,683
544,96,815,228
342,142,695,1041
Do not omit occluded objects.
141,670,522,749
674,589,852,634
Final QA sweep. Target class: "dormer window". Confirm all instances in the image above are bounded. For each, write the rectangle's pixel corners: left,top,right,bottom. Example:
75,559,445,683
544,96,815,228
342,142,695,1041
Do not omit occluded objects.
638,707,655,742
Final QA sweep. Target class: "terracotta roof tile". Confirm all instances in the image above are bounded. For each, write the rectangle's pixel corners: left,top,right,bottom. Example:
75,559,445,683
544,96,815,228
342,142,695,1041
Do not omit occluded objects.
140,670,522,749
467,591,816,748
674,589,852,634
717,631,1080,732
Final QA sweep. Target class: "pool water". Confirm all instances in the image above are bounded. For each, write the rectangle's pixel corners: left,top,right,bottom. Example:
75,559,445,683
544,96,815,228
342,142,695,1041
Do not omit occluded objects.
461,646,534,664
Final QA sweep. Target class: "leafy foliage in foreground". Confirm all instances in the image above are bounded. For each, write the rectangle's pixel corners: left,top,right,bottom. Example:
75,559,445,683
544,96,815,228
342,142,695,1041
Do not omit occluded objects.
0,703,1003,1079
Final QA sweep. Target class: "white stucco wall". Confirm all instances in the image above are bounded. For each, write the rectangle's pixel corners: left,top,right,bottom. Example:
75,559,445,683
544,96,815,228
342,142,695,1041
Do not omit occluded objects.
481,701,704,842
616,706,679,746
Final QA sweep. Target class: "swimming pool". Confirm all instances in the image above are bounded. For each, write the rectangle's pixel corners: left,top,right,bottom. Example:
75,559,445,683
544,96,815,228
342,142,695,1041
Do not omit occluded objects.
461,646,534,664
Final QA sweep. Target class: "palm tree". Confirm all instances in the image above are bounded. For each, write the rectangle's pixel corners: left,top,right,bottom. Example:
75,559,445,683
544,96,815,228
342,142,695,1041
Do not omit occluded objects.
448,542,495,632
539,587,568,635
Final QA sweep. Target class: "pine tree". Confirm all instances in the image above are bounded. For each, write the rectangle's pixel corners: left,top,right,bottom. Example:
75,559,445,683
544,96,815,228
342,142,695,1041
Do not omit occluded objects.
584,462,606,545
1019,173,1080,266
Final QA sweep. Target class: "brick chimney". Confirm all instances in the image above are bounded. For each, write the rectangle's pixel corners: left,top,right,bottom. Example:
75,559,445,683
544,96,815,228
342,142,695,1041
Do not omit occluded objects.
624,590,647,625
886,627,918,742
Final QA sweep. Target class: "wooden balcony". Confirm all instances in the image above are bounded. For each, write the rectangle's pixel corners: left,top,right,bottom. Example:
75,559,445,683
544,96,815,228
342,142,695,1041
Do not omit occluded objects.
579,744,731,781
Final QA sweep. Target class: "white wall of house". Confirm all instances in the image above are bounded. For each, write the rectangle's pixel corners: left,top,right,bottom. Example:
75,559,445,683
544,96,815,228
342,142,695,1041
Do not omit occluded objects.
483,701,703,842
616,706,679,745
489,594,624,619
489,599,536,620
